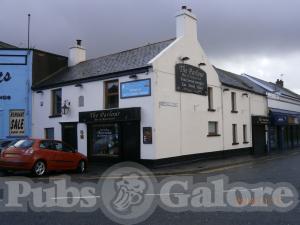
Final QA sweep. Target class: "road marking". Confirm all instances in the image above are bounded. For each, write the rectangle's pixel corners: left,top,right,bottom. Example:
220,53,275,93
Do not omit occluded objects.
145,193,185,196
51,195,101,200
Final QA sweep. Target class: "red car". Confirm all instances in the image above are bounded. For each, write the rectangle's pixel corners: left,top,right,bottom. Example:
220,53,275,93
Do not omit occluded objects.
0,139,87,176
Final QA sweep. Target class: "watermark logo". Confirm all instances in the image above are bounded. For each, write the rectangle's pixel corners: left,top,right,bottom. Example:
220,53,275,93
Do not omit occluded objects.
112,173,146,212
0,162,299,225
100,162,157,225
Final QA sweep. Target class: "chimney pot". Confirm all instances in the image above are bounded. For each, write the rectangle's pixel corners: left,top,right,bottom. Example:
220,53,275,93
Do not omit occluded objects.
276,79,284,88
76,39,82,46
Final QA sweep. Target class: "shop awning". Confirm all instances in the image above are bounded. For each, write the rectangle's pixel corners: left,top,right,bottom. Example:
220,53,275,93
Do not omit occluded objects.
269,108,300,125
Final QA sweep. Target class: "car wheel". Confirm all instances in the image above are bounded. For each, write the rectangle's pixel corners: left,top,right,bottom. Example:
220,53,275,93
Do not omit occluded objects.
32,160,46,176
77,160,86,174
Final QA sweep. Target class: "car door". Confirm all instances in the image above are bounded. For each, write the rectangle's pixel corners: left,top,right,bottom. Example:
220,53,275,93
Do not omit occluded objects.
53,141,76,170
38,140,57,171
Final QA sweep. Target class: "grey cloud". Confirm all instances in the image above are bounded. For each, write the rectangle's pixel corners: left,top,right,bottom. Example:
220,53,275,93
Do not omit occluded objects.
0,0,299,92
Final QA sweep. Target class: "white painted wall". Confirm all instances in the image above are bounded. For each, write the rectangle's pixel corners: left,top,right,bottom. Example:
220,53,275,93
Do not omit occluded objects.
32,72,155,158
148,8,267,160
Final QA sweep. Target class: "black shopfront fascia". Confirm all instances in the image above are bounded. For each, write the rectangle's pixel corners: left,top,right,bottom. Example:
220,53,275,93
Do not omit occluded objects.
79,107,141,162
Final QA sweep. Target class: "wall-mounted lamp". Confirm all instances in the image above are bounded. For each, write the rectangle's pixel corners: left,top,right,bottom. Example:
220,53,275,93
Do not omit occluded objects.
36,90,44,94
75,83,83,88
129,74,138,79
242,93,249,97
198,63,206,67
179,56,190,63
62,100,71,115
223,88,230,92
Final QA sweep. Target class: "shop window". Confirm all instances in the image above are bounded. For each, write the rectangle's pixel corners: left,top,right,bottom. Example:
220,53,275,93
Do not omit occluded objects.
208,87,215,111
45,128,54,140
231,92,237,113
243,124,248,143
232,124,238,144
79,96,84,107
51,89,62,116
105,80,119,109
208,121,219,136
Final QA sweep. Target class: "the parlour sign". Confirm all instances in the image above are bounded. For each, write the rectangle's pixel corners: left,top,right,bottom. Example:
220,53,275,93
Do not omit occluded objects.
175,63,207,95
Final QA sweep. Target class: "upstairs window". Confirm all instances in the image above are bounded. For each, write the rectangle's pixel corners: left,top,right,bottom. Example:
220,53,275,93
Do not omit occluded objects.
51,89,62,116
231,92,237,113
105,80,119,109
208,87,214,111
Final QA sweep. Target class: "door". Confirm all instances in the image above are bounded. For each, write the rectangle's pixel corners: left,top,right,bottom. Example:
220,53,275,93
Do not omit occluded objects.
38,140,58,171
61,123,78,150
89,123,120,159
122,121,140,161
252,125,267,155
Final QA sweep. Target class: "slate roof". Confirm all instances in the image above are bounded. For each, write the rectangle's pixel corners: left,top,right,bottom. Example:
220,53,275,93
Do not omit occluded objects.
33,39,175,90
215,67,266,95
0,41,18,48
245,75,300,100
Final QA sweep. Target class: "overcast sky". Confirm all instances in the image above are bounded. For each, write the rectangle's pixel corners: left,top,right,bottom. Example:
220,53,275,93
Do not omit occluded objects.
1,0,300,93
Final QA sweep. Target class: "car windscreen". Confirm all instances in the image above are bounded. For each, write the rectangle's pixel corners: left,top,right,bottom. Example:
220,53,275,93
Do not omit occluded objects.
13,140,34,149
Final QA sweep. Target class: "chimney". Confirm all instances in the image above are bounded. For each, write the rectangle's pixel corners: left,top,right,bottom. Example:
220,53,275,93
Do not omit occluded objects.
176,6,198,40
68,39,86,67
276,79,284,88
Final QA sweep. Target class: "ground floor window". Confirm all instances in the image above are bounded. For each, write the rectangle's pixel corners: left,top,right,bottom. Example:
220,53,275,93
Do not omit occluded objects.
232,124,238,144
91,123,120,157
208,121,218,136
243,124,248,143
45,128,54,140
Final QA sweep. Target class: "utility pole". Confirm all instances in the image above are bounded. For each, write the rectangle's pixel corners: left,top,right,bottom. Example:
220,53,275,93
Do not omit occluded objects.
27,14,31,49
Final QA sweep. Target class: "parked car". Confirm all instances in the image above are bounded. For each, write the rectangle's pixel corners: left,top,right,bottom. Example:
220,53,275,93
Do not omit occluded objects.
0,139,87,176
0,139,19,152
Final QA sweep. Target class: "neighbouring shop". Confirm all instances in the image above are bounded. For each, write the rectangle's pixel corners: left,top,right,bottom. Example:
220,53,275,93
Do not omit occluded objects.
269,108,300,151
79,107,141,161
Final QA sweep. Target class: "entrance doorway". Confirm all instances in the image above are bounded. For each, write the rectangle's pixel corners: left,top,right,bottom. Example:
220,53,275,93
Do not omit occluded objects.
252,125,267,155
61,123,78,150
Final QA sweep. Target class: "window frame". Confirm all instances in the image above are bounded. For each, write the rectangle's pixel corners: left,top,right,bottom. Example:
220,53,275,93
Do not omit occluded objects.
207,121,220,137
51,89,62,117
104,79,119,109
207,87,215,112
243,124,249,144
232,124,239,145
45,128,55,140
231,92,238,113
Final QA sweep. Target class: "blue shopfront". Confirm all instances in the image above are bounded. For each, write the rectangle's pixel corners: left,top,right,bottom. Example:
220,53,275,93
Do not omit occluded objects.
0,49,32,138
0,48,67,139
269,108,300,151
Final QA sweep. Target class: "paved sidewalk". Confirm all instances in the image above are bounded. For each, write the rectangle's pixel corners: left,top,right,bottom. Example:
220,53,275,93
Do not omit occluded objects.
86,149,300,177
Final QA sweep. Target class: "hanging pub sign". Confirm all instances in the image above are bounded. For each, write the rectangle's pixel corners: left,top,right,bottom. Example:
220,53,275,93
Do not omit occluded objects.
175,63,208,95
9,110,25,136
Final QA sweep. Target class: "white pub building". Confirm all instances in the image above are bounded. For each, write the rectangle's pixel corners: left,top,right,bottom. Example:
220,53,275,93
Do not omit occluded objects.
32,7,268,164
